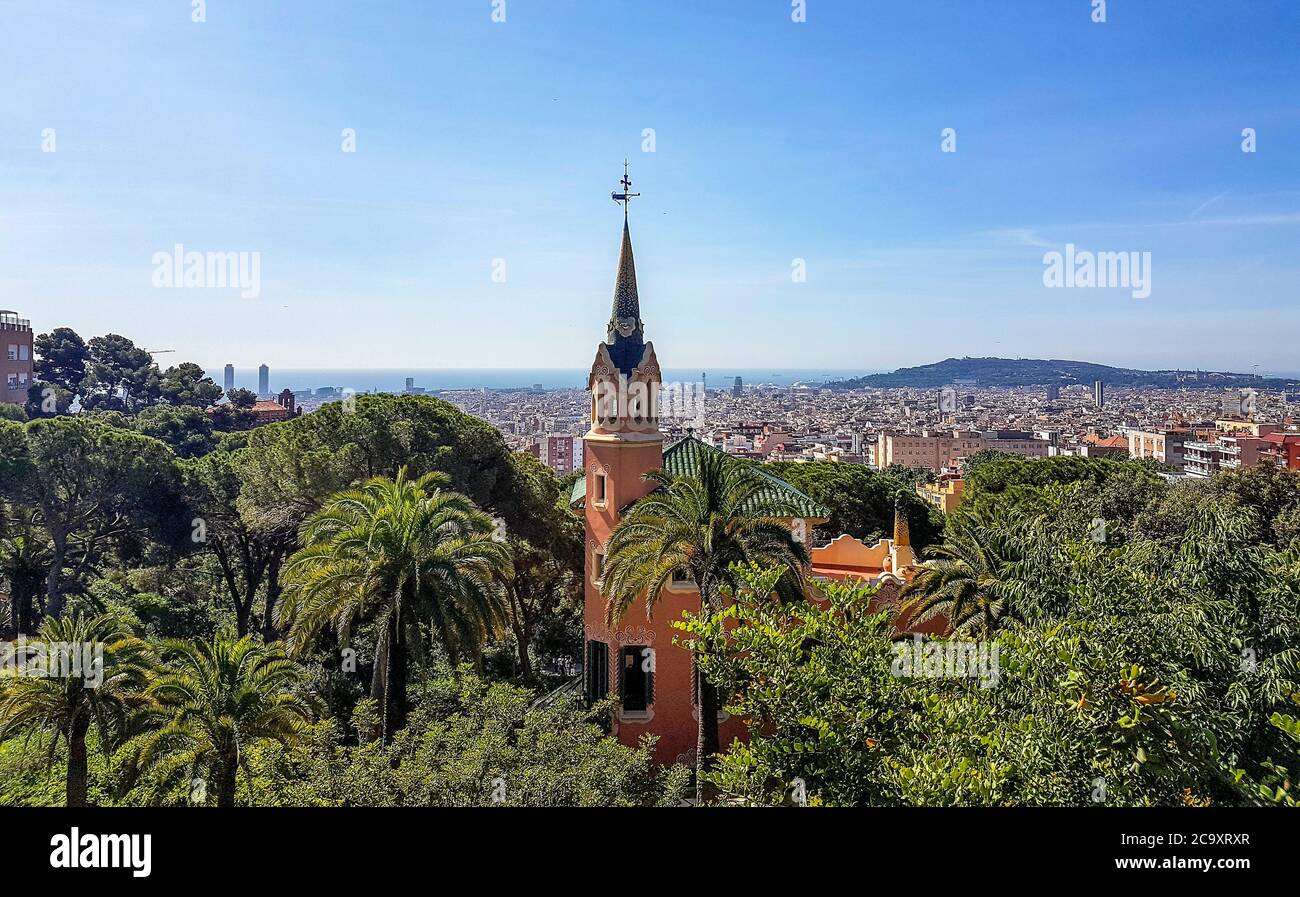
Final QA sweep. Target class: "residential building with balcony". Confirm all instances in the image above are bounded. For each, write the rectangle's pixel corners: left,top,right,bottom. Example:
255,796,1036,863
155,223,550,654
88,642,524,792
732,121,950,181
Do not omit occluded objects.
1182,440,1222,478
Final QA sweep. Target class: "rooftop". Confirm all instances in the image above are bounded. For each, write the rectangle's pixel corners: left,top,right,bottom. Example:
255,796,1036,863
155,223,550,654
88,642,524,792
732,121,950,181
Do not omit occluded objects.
570,434,829,518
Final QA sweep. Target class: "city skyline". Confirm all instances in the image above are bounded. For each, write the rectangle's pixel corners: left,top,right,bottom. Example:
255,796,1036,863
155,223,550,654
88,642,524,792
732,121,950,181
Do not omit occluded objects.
4,1,1299,374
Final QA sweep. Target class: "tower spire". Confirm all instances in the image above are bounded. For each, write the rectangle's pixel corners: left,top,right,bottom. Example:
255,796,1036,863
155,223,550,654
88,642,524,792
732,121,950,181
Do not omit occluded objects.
606,162,645,375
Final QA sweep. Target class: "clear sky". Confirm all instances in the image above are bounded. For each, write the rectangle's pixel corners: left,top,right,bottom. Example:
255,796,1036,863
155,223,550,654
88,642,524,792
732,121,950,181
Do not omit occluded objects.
2,0,1298,375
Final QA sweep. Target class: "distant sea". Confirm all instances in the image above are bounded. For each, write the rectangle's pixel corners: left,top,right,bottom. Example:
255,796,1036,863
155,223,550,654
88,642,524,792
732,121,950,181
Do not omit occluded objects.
216,368,884,395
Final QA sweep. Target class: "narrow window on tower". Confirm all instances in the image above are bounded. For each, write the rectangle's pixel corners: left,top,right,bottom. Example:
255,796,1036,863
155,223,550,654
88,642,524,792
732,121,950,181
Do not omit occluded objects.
594,471,608,505
585,641,609,704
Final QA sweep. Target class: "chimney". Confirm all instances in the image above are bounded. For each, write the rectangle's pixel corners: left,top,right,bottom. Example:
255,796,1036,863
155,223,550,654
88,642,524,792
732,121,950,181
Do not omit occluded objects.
892,493,910,548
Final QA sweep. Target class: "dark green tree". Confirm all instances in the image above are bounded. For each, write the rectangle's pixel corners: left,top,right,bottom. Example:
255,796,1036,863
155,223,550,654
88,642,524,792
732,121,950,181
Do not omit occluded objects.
80,334,160,413
32,327,90,395
133,405,217,459
159,363,223,408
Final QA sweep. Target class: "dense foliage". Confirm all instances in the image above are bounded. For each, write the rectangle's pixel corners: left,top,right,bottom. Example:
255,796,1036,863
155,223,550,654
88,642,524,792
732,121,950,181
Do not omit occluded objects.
683,465,1300,806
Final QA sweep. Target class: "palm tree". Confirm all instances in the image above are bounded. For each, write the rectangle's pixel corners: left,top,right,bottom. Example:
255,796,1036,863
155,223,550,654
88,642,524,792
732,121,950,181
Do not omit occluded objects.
134,634,313,807
899,514,1027,638
0,503,51,635
602,450,810,801
279,467,510,742
0,614,153,806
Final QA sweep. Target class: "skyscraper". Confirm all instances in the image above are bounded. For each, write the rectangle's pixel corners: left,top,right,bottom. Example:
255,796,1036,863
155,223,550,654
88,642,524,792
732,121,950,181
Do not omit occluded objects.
1046,383,1059,402
1094,380,1105,409
733,376,743,397
223,364,235,393
258,364,270,398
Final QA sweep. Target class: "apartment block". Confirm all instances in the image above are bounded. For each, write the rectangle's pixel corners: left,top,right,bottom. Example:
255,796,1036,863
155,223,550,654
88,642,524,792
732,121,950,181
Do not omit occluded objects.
873,430,1049,472
1127,428,1191,470
1,311,34,406
540,433,584,476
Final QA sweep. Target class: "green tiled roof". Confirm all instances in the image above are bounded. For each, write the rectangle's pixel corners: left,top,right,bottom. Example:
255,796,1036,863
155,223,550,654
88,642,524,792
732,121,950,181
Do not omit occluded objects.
569,435,830,519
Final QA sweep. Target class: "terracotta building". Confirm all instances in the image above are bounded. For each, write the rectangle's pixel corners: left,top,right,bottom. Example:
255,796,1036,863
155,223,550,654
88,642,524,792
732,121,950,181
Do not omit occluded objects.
570,193,831,766
1,310,34,406
809,502,946,636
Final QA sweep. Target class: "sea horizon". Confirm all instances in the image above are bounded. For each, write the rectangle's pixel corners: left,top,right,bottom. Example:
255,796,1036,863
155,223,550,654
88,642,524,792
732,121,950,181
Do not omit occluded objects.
210,367,886,395
209,365,1300,396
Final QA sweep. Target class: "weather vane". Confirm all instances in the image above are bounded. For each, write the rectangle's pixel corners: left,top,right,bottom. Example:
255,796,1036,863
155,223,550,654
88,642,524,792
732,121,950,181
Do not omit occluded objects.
611,159,640,217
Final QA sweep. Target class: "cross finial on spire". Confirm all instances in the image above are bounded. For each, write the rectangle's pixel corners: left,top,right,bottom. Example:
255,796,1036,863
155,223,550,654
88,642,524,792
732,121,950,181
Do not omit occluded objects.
611,159,640,218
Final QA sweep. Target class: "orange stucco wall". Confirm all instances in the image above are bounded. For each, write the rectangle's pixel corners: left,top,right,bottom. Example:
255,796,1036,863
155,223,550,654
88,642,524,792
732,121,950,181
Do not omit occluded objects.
582,432,749,765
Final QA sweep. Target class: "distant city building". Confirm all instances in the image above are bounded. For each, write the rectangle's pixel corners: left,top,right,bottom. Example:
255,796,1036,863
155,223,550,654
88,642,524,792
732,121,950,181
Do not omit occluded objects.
733,376,743,397
1046,384,1060,402
1183,433,1272,478
918,477,965,513
539,433,584,475
872,430,1049,472
208,388,298,427
248,389,297,424
1,310,33,406
258,364,270,397
1215,419,1278,438
1094,380,1105,409
1079,434,1130,459
1127,428,1191,469
1181,440,1223,478
223,364,235,393
1258,433,1300,470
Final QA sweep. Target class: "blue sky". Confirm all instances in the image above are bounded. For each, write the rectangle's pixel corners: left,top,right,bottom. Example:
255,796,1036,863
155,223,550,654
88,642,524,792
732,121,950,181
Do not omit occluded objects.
2,0,1298,374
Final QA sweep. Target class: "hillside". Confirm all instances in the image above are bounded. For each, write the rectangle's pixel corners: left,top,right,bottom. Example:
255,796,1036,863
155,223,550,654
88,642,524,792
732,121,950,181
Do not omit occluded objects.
830,357,1298,390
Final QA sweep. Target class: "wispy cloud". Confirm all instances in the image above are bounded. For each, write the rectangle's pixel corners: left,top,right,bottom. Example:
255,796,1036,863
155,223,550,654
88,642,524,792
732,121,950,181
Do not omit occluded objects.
1189,190,1229,219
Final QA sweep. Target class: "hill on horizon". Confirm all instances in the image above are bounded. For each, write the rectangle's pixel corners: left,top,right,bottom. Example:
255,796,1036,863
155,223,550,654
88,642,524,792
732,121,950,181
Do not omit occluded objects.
830,357,1299,390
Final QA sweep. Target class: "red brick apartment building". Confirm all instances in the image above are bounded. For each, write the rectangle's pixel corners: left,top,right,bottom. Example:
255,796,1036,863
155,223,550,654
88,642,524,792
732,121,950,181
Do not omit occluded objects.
1,311,34,406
